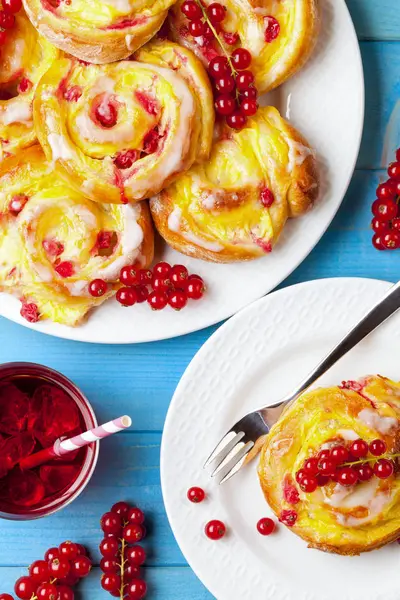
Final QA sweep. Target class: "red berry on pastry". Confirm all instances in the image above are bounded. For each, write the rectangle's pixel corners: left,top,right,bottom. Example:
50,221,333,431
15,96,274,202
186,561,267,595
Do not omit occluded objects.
43,238,65,257
9,194,28,215
388,162,400,180
116,287,137,307
336,467,358,486
264,16,280,42
330,445,349,464
354,463,374,482
181,0,202,20
205,519,226,540
215,74,236,94
189,19,205,37
120,265,139,286
257,517,275,536
317,459,335,476
241,87,257,100
226,111,247,130
209,56,229,78
2,0,22,13
207,3,226,24
260,187,275,208
372,234,386,250
369,439,387,456
63,86,82,102
0,10,15,28
240,99,258,116
349,439,368,459
382,231,400,249
148,290,168,310
371,198,398,220
374,459,394,479
114,149,138,169
223,31,239,45
202,23,214,39
89,279,108,297
303,458,319,475
215,94,236,116
95,102,118,128
55,261,74,278
279,510,297,527
316,474,331,486
18,77,32,93
317,449,331,461
187,486,205,503
168,289,188,310
231,48,252,70
295,469,307,483
376,181,397,201
299,476,318,493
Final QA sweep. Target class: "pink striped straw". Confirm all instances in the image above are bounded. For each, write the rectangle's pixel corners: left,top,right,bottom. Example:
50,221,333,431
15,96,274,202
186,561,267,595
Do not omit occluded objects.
20,415,132,470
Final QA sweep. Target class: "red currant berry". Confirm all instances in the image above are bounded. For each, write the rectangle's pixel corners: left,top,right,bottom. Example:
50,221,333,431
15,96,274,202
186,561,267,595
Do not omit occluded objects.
2,0,22,12
235,70,254,91
241,87,257,100
316,474,331,486
100,557,118,573
372,198,398,220
256,517,275,535
231,48,252,70
101,574,121,593
354,463,374,482
330,445,349,464
170,264,189,286
223,31,239,45
123,523,145,543
226,111,247,130
116,287,137,306
88,278,107,297
126,545,146,566
111,500,130,517
152,276,171,292
128,507,145,525
124,564,141,582
9,194,28,215
114,149,138,169
317,449,331,461
147,290,168,310
397,148,400,162
318,459,335,476
95,102,118,128
99,536,119,557
388,162,400,181
29,560,50,583
299,476,318,493
189,19,205,36
120,265,139,286
0,10,14,28
101,511,123,535
70,556,92,578
279,509,297,527
14,577,36,600
215,94,236,116
205,519,226,540
202,23,214,38
75,544,86,556
303,458,319,475
125,579,147,600
207,2,226,23
55,586,74,600
295,469,307,483
372,233,386,250
48,558,70,579
392,217,400,231
0,595,15,600
139,268,153,284
350,439,369,459
153,261,171,277
374,458,394,479
56,574,79,587
136,284,149,303
168,289,188,310
371,217,390,234
240,98,258,116
187,486,206,503
209,56,229,78
37,583,57,600
216,74,235,94
369,438,387,456
264,15,280,42
181,0,202,20
382,230,400,249
185,277,205,299
376,181,397,201
44,548,59,562
336,467,358,486
58,543,78,561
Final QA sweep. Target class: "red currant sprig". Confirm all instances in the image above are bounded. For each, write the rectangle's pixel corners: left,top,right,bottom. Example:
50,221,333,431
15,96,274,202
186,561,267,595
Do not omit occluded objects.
0,0,21,48
180,0,258,129
100,501,147,599
371,147,400,250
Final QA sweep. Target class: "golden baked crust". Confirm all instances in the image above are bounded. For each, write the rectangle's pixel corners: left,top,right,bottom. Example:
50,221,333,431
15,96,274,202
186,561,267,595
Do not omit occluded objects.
169,0,319,94
259,376,400,555
22,0,174,64
150,106,319,263
33,55,210,204
0,7,58,159
0,146,154,326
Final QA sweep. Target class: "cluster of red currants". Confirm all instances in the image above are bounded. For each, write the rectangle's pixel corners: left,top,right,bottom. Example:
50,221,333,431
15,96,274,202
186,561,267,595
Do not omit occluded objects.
99,501,147,600
372,148,400,250
180,0,259,130
0,541,92,600
295,437,394,493
0,0,21,46
187,486,277,539
89,261,205,311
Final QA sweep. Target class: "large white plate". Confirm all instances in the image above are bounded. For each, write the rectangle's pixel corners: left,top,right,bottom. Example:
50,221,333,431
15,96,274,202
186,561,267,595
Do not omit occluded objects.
161,278,400,600
0,0,364,343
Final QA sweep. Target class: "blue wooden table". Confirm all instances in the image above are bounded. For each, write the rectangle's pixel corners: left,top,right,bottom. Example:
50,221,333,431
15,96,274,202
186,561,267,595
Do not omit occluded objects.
1,1,400,597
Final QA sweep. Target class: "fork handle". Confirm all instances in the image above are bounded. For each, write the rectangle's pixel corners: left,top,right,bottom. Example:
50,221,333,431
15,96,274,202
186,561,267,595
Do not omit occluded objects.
281,280,400,405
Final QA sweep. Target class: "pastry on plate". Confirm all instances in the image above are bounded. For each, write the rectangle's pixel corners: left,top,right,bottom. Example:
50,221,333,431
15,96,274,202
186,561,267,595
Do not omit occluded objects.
259,375,400,555
0,146,154,326
0,7,58,159
22,0,174,64
33,55,212,204
150,106,318,262
169,0,319,94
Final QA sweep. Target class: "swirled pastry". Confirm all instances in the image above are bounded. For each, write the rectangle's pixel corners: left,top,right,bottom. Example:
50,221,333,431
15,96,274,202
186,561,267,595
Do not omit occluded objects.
259,376,400,555
22,0,174,64
33,56,211,204
0,7,58,159
169,0,319,94
150,106,318,262
0,146,153,326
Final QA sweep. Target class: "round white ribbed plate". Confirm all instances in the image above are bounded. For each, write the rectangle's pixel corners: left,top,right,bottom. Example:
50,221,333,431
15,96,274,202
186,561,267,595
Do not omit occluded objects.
161,278,400,600
0,0,364,343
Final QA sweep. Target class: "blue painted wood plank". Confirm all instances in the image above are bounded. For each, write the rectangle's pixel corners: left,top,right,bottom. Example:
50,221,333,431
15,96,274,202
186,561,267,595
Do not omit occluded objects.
347,0,400,40
0,567,212,599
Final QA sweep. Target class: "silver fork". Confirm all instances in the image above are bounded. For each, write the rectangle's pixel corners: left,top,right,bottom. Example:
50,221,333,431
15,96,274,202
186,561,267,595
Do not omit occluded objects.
205,280,400,484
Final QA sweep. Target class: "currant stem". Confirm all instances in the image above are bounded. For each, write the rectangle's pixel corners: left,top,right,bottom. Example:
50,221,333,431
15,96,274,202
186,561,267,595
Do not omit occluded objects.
120,535,126,600
344,452,400,467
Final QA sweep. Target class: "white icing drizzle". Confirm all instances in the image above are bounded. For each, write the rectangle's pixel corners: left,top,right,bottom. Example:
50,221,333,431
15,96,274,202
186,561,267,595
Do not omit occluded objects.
358,408,398,434
66,280,88,296
76,111,134,145
32,261,53,282
125,34,134,50
74,206,98,228
105,0,132,12
167,206,223,252
336,429,360,441
1,99,32,126
201,192,218,210
47,133,74,161
285,136,315,173
324,479,379,509
336,492,392,528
